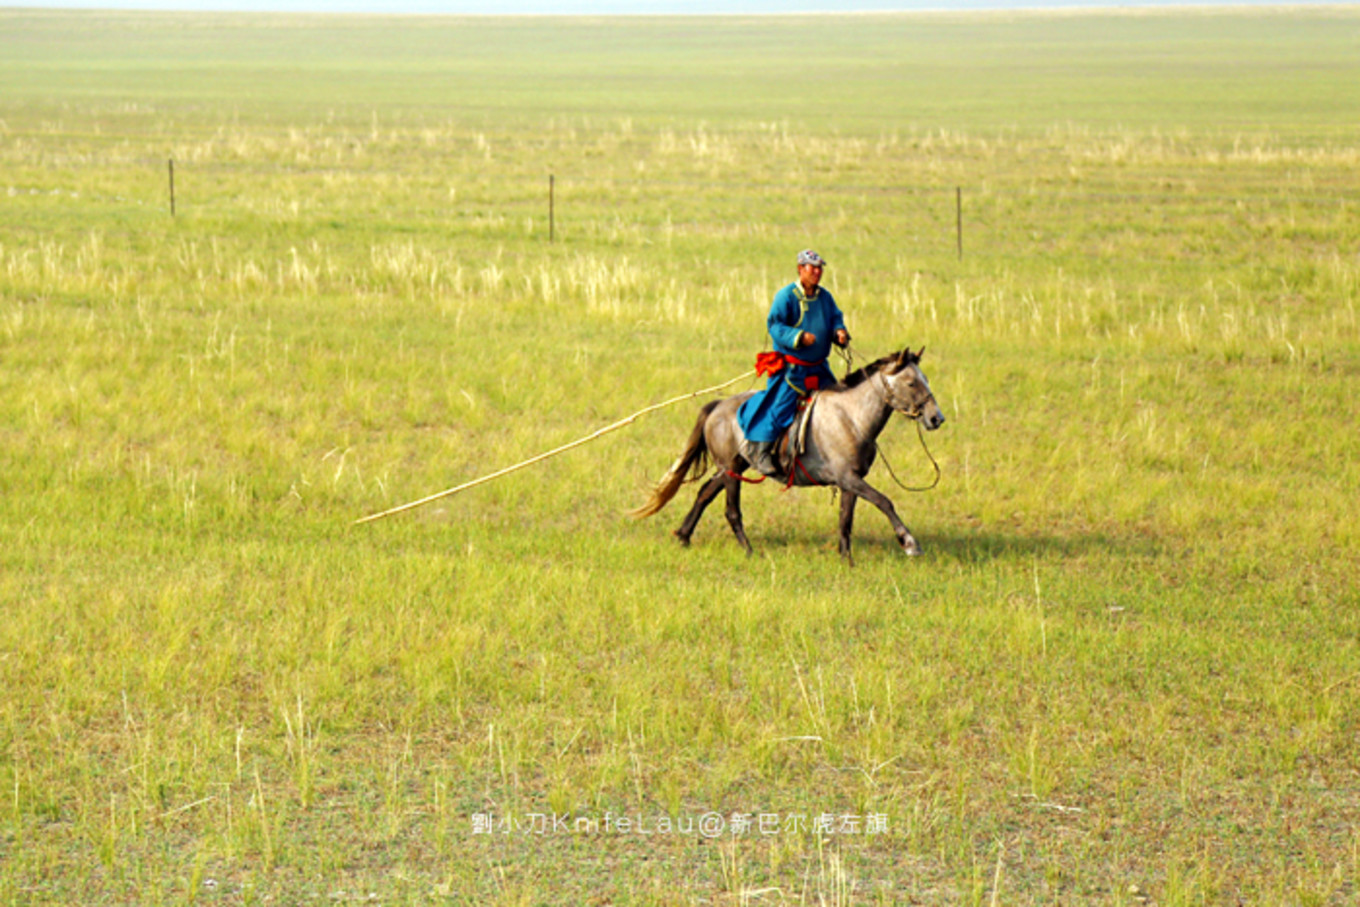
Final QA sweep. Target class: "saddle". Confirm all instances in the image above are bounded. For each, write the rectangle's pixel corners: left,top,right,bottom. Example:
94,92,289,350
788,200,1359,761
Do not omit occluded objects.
770,392,822,476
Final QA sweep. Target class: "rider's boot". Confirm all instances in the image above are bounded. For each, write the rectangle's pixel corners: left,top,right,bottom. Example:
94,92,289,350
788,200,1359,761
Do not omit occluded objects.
749,441,780,477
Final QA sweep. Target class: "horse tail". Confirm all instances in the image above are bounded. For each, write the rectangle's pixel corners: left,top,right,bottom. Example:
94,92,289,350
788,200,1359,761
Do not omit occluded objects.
630,400,720,518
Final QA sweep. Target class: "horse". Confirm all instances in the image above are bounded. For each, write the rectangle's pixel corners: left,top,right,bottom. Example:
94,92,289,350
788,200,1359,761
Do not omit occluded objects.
632,347,946,563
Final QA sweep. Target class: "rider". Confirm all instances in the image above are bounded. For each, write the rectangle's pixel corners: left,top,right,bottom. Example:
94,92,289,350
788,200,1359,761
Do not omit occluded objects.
737,249,850,477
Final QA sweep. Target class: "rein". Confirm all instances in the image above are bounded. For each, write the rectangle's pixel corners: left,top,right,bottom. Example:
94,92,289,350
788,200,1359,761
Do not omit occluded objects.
834,342,856,375
876,420,941,493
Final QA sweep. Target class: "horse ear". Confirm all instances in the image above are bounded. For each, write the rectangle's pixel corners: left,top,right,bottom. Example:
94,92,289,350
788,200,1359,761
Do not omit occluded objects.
916,345,926,360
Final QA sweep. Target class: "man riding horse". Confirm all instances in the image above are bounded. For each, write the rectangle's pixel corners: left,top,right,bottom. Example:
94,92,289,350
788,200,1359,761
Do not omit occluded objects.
738,249,850,476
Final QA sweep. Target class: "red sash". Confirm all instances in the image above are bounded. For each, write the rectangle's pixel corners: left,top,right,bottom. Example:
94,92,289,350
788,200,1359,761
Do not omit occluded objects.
754,351,823,378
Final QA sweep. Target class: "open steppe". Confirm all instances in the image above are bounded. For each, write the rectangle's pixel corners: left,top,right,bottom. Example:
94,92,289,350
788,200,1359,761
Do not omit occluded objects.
2,7,1359,903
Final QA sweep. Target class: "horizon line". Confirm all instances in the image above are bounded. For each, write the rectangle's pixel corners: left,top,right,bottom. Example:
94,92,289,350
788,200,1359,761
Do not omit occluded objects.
4,0,1359,15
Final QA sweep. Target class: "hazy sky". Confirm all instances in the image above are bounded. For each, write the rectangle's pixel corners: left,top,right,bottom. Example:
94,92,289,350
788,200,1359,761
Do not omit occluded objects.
4,0,1350,12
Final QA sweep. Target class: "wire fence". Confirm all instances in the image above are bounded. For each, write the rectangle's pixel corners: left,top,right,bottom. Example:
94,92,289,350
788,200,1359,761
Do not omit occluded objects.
6,158,1357,262
12,159,1358,206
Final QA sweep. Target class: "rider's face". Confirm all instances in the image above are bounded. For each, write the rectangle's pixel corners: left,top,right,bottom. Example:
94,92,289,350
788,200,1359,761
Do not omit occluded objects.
798,263,823,289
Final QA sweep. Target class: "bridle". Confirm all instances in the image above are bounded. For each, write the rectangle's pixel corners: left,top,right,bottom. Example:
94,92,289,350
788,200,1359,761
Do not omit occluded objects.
874,364,931,421
872,362,941,492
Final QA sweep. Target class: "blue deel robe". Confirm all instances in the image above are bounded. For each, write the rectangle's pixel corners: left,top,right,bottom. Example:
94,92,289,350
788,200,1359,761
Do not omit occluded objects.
737,281,847,443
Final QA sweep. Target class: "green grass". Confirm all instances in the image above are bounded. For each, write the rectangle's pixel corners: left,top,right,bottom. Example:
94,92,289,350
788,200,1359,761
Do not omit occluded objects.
2,7,1360,904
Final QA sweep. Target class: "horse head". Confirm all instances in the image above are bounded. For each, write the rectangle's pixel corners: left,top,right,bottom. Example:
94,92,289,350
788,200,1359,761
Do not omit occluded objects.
881,346,946,431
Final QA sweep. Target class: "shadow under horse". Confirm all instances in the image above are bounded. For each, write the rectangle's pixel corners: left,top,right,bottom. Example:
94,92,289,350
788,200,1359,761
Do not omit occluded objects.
633,347,946,564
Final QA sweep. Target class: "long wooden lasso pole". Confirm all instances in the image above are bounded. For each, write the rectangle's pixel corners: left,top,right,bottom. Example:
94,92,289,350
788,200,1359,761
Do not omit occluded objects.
354,369,756,525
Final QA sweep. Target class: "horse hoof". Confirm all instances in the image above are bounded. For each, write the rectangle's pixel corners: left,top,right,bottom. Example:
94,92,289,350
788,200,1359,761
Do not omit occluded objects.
902,540,922,557
673,530,691,548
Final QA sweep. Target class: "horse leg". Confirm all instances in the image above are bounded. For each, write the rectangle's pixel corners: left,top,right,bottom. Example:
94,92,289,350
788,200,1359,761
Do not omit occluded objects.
841,475,922,557
723,473,754,556
673,472,725,547
838,490,858,565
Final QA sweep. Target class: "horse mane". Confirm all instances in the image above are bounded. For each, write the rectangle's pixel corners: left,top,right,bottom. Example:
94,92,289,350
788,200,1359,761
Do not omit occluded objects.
836,348,918,390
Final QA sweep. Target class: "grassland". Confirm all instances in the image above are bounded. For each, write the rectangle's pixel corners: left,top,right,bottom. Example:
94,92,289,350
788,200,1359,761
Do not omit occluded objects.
2,6,1359,904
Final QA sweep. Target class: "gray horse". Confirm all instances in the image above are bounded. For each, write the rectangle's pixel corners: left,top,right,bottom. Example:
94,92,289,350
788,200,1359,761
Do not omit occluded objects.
633,348,946,563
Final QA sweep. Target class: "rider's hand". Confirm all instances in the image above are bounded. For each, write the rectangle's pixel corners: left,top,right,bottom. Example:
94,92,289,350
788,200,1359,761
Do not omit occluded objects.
799,331,817,347
834,329,850,348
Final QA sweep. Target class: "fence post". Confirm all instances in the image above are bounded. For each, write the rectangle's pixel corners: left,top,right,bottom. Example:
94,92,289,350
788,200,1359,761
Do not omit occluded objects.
955,186,962,260
169,159,176,216
549,174,555,242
